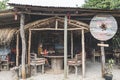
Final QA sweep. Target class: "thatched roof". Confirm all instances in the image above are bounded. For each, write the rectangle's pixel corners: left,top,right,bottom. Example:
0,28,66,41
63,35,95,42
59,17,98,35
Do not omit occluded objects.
0,28,18,45
24,17,89,31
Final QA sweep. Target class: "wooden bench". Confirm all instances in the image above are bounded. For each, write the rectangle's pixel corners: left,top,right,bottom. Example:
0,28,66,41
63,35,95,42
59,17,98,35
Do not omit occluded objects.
67,53,82,76
30,53,45,74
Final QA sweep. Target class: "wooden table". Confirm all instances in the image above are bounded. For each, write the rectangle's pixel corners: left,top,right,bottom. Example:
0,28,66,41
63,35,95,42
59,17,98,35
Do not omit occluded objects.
44,54,70,74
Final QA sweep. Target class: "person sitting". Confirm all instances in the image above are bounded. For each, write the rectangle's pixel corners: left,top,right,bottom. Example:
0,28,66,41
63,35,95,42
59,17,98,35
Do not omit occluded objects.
38,43,43,56
37,43,50,67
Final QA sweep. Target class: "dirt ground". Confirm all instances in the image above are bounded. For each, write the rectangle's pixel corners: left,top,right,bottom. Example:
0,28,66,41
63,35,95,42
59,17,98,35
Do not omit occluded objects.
0,61,120,80
26,61,120,80
0,70,17,80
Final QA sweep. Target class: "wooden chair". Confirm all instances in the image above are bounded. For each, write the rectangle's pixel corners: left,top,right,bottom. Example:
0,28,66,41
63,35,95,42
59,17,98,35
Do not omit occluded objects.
67,53,82,76
30,53,45,74
92,49,101,63
113,49,120,64
0,55,9,71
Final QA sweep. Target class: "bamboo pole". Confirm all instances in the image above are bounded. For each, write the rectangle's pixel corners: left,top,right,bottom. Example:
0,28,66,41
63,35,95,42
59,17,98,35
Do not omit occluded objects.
64,15,68,80
81,29,85,78
28,29,31,76
16,33,19,66
71,31,73,59
20,13,26,79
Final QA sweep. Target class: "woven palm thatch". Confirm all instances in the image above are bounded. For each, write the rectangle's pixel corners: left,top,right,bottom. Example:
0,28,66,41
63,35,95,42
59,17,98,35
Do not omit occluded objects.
0,28,18,45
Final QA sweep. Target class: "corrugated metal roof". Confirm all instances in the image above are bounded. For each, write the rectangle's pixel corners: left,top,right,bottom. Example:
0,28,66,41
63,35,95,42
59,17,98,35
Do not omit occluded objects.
9,0,83,7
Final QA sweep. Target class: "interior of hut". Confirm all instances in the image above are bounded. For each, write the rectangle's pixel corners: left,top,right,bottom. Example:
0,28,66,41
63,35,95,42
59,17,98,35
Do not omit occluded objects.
29,30,114,63
30,30,83,58
27,32,115,71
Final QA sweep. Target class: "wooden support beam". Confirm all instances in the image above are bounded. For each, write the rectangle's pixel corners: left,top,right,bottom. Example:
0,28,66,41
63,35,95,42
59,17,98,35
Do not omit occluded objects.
64,15,68,80
57,19,88,30
30,28,83,31
28,29,31,66
81,29,85,78
71,31,73,59
100,42,105,77
28,29,31,76
55,19,58,29
20,13,26,79
23,12,93,16
16,33,19,66
24,17,55,29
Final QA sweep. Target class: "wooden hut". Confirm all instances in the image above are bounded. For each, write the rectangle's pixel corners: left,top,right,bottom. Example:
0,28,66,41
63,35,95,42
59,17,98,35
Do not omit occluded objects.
0,2,119,79
24,16,89,78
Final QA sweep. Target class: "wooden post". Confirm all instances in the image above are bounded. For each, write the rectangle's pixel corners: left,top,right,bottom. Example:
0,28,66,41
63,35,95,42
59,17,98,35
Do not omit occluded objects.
20,13,26,79
100,41,105,77
16,33,19,66
81,29,85,78
71,31,73,59
28,29,31,65
55,19,58,29
28,29,31,76
64,15,68,80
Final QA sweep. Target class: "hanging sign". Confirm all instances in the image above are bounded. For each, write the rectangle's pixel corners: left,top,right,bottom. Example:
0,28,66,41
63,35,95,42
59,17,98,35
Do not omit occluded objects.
90,14,118,41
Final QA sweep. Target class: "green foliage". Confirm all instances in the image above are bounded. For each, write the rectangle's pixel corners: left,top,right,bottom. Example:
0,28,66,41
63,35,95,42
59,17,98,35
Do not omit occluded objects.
0,0,9,10
83,0,120,10
105,59,114,74
112,30,120,49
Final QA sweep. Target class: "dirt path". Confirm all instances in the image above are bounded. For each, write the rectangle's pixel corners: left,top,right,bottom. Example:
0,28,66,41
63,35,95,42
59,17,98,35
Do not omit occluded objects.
0,61,119,80
0,71,17,80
